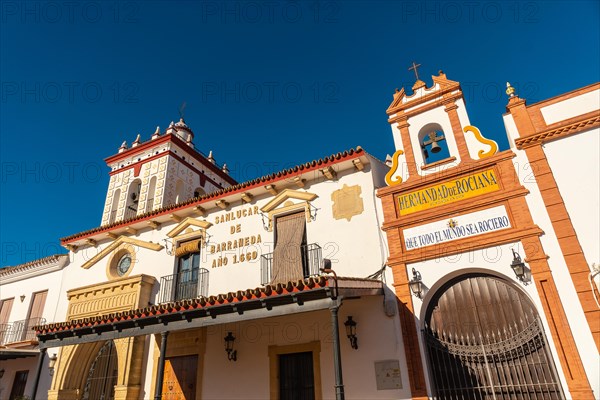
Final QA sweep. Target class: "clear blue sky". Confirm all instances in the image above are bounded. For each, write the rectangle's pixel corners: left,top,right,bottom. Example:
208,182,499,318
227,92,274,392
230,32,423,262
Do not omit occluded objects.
1,1,599,267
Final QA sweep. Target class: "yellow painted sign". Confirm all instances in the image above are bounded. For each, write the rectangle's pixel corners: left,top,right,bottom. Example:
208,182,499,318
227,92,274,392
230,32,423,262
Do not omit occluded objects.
397,169,499,215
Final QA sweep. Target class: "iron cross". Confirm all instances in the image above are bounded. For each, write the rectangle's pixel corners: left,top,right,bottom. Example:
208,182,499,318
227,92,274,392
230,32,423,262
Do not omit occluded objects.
408,62,421,81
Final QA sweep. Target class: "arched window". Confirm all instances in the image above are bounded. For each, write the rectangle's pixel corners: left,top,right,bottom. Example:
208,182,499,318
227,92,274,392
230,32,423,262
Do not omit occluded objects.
174,179,185,204
108,189,121,224
145,176,157,213
82,341,118,400
125,179,142,219
418,124,450,165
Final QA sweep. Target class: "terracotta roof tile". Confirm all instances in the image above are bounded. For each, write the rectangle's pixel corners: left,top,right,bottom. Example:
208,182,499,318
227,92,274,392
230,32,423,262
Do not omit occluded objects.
60,146,365,244
34,276,330,334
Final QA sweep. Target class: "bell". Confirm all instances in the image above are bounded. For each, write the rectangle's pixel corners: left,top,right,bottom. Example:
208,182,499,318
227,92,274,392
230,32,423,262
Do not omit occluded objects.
430,141,442,153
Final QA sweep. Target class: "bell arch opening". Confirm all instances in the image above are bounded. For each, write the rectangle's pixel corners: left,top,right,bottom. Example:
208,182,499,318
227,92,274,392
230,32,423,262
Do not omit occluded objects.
418,123,450,165
422,273,564,400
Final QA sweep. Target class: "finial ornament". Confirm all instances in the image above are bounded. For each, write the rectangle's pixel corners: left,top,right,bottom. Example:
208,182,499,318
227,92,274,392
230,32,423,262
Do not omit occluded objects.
222,163,229,174
132,134,141,147
506,82,516,98
207,151,215,164
152,126,161,139
118,141,127,153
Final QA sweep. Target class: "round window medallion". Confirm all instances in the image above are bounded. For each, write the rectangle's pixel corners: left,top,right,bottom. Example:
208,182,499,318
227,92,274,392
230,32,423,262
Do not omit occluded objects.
116,253,132,276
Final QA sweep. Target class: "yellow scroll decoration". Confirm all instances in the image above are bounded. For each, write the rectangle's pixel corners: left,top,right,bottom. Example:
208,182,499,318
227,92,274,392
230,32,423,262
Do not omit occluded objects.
385,149,404,186
463,125,498,159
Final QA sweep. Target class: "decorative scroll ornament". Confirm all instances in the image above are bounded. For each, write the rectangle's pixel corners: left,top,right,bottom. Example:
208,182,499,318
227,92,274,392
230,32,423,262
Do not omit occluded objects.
385,149,405,186
463,125,498,159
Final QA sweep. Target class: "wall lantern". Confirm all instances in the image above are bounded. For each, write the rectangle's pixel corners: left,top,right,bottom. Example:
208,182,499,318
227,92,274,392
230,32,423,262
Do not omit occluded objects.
510,249,531,285
20,295,25,302
344,316,358,350
408,268,424,299
48,353,58,375
0,368,5,378
224,331,237,361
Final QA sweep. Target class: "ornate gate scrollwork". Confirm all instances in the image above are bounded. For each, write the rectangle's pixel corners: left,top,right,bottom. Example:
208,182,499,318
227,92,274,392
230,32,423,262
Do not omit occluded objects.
423,274,564,400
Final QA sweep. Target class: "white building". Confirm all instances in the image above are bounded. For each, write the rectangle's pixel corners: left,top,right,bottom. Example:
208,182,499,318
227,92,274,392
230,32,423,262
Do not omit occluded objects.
378,71,599,400
2,118,410,400
1,71,598,400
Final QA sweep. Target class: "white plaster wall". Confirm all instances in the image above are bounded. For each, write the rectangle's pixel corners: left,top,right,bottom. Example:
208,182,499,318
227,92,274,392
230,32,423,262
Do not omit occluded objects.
543,127,600,267
407,241,576,398
0,266,65,328
197,296,409,400
0,355,52,400
540,89,600,125
504,114,600,395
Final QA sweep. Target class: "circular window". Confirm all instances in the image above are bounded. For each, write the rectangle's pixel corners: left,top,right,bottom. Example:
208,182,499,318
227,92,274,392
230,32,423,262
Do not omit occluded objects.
106,245,136,280
116,253,132,276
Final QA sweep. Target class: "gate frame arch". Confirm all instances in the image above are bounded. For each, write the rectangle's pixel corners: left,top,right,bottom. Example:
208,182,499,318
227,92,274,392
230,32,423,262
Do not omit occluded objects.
417,268,568,399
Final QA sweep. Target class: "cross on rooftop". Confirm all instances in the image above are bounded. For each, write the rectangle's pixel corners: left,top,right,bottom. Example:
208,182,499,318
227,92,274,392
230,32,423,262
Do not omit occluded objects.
408,61,421,81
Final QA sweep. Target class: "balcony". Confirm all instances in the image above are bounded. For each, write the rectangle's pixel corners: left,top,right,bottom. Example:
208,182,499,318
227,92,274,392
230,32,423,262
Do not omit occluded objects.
157,268,209,304
0,317,46,346
261,243,322,286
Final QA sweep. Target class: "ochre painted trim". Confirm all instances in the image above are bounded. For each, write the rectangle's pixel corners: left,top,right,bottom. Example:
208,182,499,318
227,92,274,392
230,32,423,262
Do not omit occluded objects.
80,236,163,270
260,189,318,213
268,341,322,400
166,217,213,238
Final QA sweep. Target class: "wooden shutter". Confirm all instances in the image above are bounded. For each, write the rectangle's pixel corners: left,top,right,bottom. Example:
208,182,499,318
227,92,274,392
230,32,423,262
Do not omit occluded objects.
0,298,14,324
271,212,306,285
28,291,48,321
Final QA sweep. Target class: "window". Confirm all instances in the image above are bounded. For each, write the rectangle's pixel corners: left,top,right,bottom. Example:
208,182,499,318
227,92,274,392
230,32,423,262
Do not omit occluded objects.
0,298,14,344
9,370,29,400
107,246,136,280
157,239,208,303
145,176,157,213
270,212,307,285
175,179,185,204
108,189,121,224
125,179,142,219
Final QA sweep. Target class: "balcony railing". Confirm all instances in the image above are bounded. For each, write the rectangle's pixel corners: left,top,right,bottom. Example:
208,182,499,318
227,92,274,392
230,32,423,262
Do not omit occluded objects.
0,317,46,345
157,268,209,304
261,243,322,286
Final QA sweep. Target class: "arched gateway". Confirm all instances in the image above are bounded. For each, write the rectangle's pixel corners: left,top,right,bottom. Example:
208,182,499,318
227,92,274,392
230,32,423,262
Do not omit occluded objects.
423,274,564,400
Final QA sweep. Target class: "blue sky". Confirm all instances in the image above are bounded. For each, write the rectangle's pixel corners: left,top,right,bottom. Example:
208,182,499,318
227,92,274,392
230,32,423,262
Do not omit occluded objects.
1,0,599,267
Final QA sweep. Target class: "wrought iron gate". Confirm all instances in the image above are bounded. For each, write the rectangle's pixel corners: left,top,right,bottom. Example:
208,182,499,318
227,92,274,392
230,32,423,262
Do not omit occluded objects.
423,275,564,400
82,340,118,400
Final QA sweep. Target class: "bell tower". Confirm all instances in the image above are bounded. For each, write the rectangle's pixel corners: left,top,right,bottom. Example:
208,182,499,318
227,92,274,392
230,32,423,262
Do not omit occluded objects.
100,118,237,226
385,68,499,185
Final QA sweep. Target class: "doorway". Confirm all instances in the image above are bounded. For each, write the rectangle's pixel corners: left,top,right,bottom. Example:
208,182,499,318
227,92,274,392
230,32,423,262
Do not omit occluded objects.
423,274,564,400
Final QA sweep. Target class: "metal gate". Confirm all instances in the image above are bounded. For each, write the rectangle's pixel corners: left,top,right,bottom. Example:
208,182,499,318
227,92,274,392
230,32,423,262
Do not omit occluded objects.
423,274,564,400
82,341,118,400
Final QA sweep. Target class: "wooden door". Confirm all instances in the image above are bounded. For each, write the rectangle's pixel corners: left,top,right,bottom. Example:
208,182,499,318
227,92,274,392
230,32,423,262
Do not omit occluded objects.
279,352,315,400
9,370,28,400
423,274,564,400
162,355,198,400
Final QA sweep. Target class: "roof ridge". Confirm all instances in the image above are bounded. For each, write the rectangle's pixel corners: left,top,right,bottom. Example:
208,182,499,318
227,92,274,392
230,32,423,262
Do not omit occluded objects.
61,146,366,243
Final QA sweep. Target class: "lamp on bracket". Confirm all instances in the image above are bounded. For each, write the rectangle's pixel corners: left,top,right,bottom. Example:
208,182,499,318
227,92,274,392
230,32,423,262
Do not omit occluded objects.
408,268,424,299
224,331,237,361
510,249,531,285
162,238,174,256
344,316,358,349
